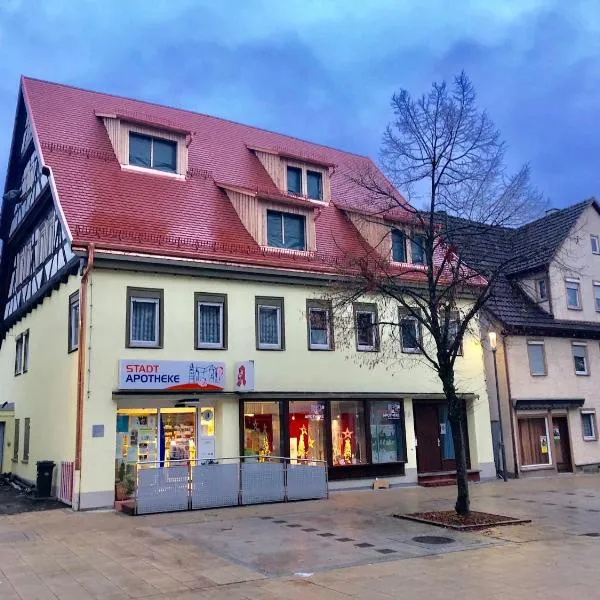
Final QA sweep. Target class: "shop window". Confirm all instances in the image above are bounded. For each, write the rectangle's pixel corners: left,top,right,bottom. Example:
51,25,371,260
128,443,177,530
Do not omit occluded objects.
22,417,30,463
307,170,323,200
129,132,176,173
354,303,379,351
399,309,422,353
527,341,547,376
330,400,367,466
518,417,550,466
160,408,196,463
307,300,333,350
370,401,404,463
391,230,406,262
266,210,306,250
411,234,426,265
195,293,227,349
256,297,285,350
116,409,159,466
126,287,163,348
68,291,80,352
243,401,281,459
572,343,589,375
289,401,326,463
581,411,597,441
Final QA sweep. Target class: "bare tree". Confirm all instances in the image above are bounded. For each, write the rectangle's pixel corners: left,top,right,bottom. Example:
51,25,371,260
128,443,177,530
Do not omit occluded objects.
329,72,546,515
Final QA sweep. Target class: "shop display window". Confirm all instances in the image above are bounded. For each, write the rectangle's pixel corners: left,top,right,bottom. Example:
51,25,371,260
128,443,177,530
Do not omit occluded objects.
289,401,326,463
243,401,281,459
370,401,405,463
160,408,196,463
115,409,158,466
331,401,367,465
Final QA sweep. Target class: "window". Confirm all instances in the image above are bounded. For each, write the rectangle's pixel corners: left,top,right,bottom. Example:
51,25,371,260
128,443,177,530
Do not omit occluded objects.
581,411,597,441
410,234,426,265
289,401,325,462
266,210,306,250
572,343,589,375
306,170,323,200
68,291,80,352
243,401,281,458
354,303,379,351
591,235,600,255
448,313,463,355
307,300,333,350
566,279,582,309
195,293,227,349
287,166,302,194
22,330,29,373
128,132,176,172
22,417,30,463
391,230,406,262
12,419,19,463
370,401,405,463
331,400,367,465
256,297,284,350
14,333,23,375
126,288,163,348
594,283,600,312
399,309,422,353
527,341,547,376
537,279,548,301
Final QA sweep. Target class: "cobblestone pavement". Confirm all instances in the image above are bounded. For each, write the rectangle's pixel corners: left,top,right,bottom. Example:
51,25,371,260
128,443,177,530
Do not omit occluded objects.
0,475,599,599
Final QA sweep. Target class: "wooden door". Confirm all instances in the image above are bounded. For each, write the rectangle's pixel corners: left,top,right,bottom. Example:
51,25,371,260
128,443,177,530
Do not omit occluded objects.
518,417,550,466
414,403,442,473
553,417,572,472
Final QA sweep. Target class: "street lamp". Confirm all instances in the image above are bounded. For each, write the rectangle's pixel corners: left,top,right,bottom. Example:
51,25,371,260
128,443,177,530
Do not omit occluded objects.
489,331,508,482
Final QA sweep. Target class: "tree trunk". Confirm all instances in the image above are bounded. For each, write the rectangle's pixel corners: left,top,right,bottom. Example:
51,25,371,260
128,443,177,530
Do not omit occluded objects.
438,367,470,516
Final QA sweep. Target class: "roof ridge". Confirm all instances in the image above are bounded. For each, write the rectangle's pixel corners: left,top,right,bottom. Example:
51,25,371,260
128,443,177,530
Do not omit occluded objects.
515,198,593,233
21,75,372,161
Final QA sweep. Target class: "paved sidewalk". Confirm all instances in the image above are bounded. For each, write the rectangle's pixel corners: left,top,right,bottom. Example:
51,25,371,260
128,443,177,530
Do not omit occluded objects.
0,475,599,598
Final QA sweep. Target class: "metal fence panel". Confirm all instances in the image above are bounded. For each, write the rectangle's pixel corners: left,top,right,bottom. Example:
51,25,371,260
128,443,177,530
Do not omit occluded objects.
136,466,189,514
240,462,285,505
286,464,328,500
191,463,239,509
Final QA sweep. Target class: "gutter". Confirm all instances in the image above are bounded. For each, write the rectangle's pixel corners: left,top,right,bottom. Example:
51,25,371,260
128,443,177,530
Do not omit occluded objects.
74,243,94,508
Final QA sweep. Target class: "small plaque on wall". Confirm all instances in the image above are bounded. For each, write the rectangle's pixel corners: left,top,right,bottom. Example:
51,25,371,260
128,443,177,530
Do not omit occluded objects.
92,424,105,438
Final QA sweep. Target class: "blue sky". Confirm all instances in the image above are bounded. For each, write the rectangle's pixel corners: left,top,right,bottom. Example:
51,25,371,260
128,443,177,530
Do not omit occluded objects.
0,0,599,207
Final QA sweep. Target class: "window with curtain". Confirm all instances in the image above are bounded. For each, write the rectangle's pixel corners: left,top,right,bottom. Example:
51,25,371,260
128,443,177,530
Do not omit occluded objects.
399,310,421,353
391,230,406,262
527,342,546,376
439,405,455,460
256,297,284,349
581,411,597,441
127,288,163,348
307,302,332,350
197,301,224,348
572,344,588,375
129,133,176,173
69,292,80,352
354,304,378,351
287,166,302,194
266,210,306,250
411,234,426,264
307,170,323,200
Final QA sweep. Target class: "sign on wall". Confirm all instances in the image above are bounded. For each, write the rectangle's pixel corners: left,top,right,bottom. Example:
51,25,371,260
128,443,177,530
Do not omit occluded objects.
119,360,226,391
234,360,255,391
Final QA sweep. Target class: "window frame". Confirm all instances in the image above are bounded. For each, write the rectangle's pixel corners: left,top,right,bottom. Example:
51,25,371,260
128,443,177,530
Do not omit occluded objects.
591,234,600,255
255,296,285,351
194,292,227,350
22,417,30,463
126,287,164,349
68,291,80,353
536,278,548,302
391,229,407,263
306,170,323,201
447,312,463,356
128,132,177,173
526,340,547,376
572,342,589,376
266,210,307,251
286,165,303,195
306,299,334,351
14,333,23,376
581,410,598,441
12,419,19,463
594,282,600,313
399,308,422,354
565,279,582,310
353,303,380,352
22,330,29,373
410,234,426,265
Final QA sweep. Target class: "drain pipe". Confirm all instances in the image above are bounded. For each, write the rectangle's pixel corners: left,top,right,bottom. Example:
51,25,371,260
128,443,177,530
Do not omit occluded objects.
74,243,95,509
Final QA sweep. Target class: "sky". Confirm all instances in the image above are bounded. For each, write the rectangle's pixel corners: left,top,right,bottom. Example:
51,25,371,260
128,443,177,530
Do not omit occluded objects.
0,0,599,207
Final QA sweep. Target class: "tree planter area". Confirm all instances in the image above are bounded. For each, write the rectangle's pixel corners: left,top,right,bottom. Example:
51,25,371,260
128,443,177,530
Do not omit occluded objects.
395,511,531,531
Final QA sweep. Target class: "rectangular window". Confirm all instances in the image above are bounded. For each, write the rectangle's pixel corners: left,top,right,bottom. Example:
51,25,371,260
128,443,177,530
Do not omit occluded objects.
306,170,323,200
354,303,379,351
566,279,581,309
266,210,306,250
68,291,80,352
537,279,548,301
128,132,176,173
195,293,227,349
594,283,600,312
448,313,463,355
287,166,302,194
12,419,19,462
22,330,29,373
391,230,406,262
256,297,284,350
591,234,600,255
527,341,547,376
370,401,405,463
22,417,30,462
410,234,426,265
288,401,325,462
307,300,333,350
243,401,281,458
331,400,367,465
581,411,597,441
126,288,163,348
399,309,422,353
14,333,23,375
572,343,589,375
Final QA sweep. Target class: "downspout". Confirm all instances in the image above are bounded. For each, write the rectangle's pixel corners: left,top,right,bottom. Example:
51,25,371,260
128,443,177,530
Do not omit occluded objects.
74,243,94,509
501,333,519,478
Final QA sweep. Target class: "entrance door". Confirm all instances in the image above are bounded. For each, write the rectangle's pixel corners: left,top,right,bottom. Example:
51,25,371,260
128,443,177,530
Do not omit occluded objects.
553,416,572,472
414,403,443,473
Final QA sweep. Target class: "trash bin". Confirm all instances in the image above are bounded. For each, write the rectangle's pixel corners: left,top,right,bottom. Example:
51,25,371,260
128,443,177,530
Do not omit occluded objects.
36,460,55,498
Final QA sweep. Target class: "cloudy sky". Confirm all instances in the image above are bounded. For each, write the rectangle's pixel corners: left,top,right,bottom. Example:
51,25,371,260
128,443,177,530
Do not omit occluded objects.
0,0,598,207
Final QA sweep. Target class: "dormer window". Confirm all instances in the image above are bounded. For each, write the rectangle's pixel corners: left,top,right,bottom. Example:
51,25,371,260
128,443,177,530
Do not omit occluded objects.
285,165,324,201
267,210,306,250
411,234,426,265
129,133,176,173
537,279,548,301
307,170,323,200
287,166,302,195
391,230,406,262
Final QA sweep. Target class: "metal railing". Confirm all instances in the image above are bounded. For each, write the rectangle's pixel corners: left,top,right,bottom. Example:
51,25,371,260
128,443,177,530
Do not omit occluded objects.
122,456,328,515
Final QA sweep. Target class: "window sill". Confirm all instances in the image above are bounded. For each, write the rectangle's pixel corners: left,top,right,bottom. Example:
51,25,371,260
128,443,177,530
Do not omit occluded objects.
21,460,28,465
257,347,285,351
357,347,379,352
401,349,422,355
530,373,548,377
308,346,334,351
127,343,163,349
583,437,598,442
567,306,583,311
67,346,79,354
575,372,590,377
11,459,18,464
121,164,185,180
260,245,311,256
196,345,227,350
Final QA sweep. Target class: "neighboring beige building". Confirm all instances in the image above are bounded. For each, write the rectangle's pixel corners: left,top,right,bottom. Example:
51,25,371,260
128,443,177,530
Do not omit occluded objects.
0,78,495,510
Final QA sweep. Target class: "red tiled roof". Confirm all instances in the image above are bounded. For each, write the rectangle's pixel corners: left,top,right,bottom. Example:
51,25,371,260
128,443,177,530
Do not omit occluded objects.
20,77,436,280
